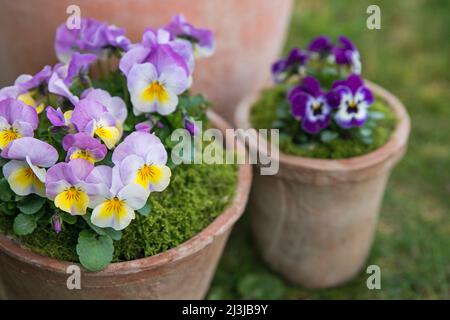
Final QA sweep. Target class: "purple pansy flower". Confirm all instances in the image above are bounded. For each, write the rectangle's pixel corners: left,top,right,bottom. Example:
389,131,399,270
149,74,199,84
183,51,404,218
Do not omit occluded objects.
81,88,127,124
55,18,131,63
127,62,189,116
2,137,58,197
45,159,99,216
112,131,171,193
332,36,361,74
0,98,38,149
48,53,97,105
62,133,107,164
271,48,308,83
71,98,123,149
164,14,215,58
288,76,332,134
46,107,74,131
329,74,373,128
308,35,333,55
183,116,199,136
52,214,62,234
119,28,194,78
86,165,149,231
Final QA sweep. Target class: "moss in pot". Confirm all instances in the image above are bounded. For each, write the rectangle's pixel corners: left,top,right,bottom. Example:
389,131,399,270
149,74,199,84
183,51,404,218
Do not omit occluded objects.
235,35,410,289
0,16,251,300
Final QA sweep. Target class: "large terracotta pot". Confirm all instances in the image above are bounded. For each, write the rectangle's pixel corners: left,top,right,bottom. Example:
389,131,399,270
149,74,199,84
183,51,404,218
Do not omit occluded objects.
0,0,293,123
0,111,252,299
235,81,410,288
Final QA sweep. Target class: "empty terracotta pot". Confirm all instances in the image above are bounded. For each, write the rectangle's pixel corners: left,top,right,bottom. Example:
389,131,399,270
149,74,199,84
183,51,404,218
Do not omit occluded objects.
234,81,410,288
0,111,252,299
0,0,293,123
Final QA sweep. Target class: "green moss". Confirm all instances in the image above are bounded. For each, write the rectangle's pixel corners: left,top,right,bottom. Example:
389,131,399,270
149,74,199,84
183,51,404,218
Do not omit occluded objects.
0,163,237,262
250,86,397,159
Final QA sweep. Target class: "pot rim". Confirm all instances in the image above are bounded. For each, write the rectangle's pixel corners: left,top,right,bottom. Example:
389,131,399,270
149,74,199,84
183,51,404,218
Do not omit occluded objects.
234,80,411,173
0,110,252,276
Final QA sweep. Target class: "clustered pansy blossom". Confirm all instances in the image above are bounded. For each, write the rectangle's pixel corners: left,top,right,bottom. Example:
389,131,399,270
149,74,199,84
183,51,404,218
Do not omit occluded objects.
272,36,373,135
0,16,214,271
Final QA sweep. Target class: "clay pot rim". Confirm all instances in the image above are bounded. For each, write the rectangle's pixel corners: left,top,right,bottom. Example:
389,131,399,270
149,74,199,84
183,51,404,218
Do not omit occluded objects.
234,80,411,172
0,110,252,276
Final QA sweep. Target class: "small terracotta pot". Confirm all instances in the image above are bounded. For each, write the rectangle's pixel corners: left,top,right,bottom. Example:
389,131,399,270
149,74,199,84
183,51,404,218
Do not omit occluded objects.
0,0,293,123
234,81,410,288
0,111,252,299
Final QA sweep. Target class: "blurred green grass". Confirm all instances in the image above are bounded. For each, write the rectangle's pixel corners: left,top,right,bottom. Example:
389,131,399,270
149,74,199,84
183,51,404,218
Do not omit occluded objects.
209,0,450,299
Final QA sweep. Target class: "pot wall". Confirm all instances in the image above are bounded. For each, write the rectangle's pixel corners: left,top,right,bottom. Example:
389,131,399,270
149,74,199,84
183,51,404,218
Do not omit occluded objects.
235,82,410,288
0,111,252,299
0,0,293,123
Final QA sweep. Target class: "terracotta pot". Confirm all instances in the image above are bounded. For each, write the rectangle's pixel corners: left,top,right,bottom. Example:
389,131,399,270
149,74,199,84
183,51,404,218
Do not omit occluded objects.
0,111,252,299
234,81,410,288
0,0,293,123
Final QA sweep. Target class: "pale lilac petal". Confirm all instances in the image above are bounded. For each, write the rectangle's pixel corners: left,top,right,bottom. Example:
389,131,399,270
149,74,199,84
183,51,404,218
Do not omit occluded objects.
112,131,164,164
1,137,58,167
117,183,149,210
119,45,151,75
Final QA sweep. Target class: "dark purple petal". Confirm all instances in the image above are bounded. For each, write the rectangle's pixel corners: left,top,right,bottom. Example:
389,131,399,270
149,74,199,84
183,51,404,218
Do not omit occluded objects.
325,90,341,109
338,36,356,50
346,74,364,94
308,36,333,53
357,86,374,105
289,92,310,119
301,76,322,97
183,117,199,136
302,115,331,134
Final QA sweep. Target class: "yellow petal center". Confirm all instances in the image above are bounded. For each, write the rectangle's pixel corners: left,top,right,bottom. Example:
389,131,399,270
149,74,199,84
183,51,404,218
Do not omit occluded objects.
70,149,96,164
0,128,21,149
98,197,127,220
55,186,89,215
18,92,44,114
94,125,120,149
135,164,162,188
141,81,169,103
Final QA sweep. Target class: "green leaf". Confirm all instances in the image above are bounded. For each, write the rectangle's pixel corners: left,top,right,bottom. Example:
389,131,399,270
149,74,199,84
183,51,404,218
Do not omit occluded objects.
238,274,285,299
0,178,14,201
76,230,114,272
60,212,78,225
320,130,339,143
137,202,152,217
17,195,46,215
13,214,37,236
82,214,122,241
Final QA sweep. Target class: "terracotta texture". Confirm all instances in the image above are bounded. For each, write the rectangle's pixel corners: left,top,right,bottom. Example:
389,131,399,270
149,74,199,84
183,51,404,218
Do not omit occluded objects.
235,81,411,288
0,0,293,123
0,111,252,299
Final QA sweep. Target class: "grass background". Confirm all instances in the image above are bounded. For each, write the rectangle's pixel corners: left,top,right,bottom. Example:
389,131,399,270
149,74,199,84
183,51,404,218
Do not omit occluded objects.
208,0,450,299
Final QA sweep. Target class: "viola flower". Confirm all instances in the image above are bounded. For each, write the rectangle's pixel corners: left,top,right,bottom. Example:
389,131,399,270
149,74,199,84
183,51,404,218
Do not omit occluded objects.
271,48,308,83
0,99,38,149
332,36,361,74
119,28,193,78
71,98,123,149
81,88,127,124
1,137,58,197
135,120,154,133
46,107,74,131
55,18,131,63
48,53,97,105
127,62,189,116
62,133,107,163
52,214,62,234
0,65,52,114
183,116,199,136
329,74,374,128
112,131,171,192
86,165,149,231
308,35,333,55
45,159,99,216
164,14,215,58
288,76,332,134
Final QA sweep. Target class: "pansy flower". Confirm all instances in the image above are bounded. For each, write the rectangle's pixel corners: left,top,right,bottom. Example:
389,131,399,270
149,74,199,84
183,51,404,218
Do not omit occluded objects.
119,28,193,78
62,133,107,163
71,98,123,149
48,53,97,105
164,14,215,58
127,62,189,116
0,65,52,114
288,76,332,134
332,36,361,74
46,107,75,132
183,116,199,136
2,137,58,197
45,159,99,216
329,74,373,128
308,35,333,56
81,88,127,124
271,48,308,83
0,99,38,149
112,131,171,192
86,165,149,231
55,18,131,63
